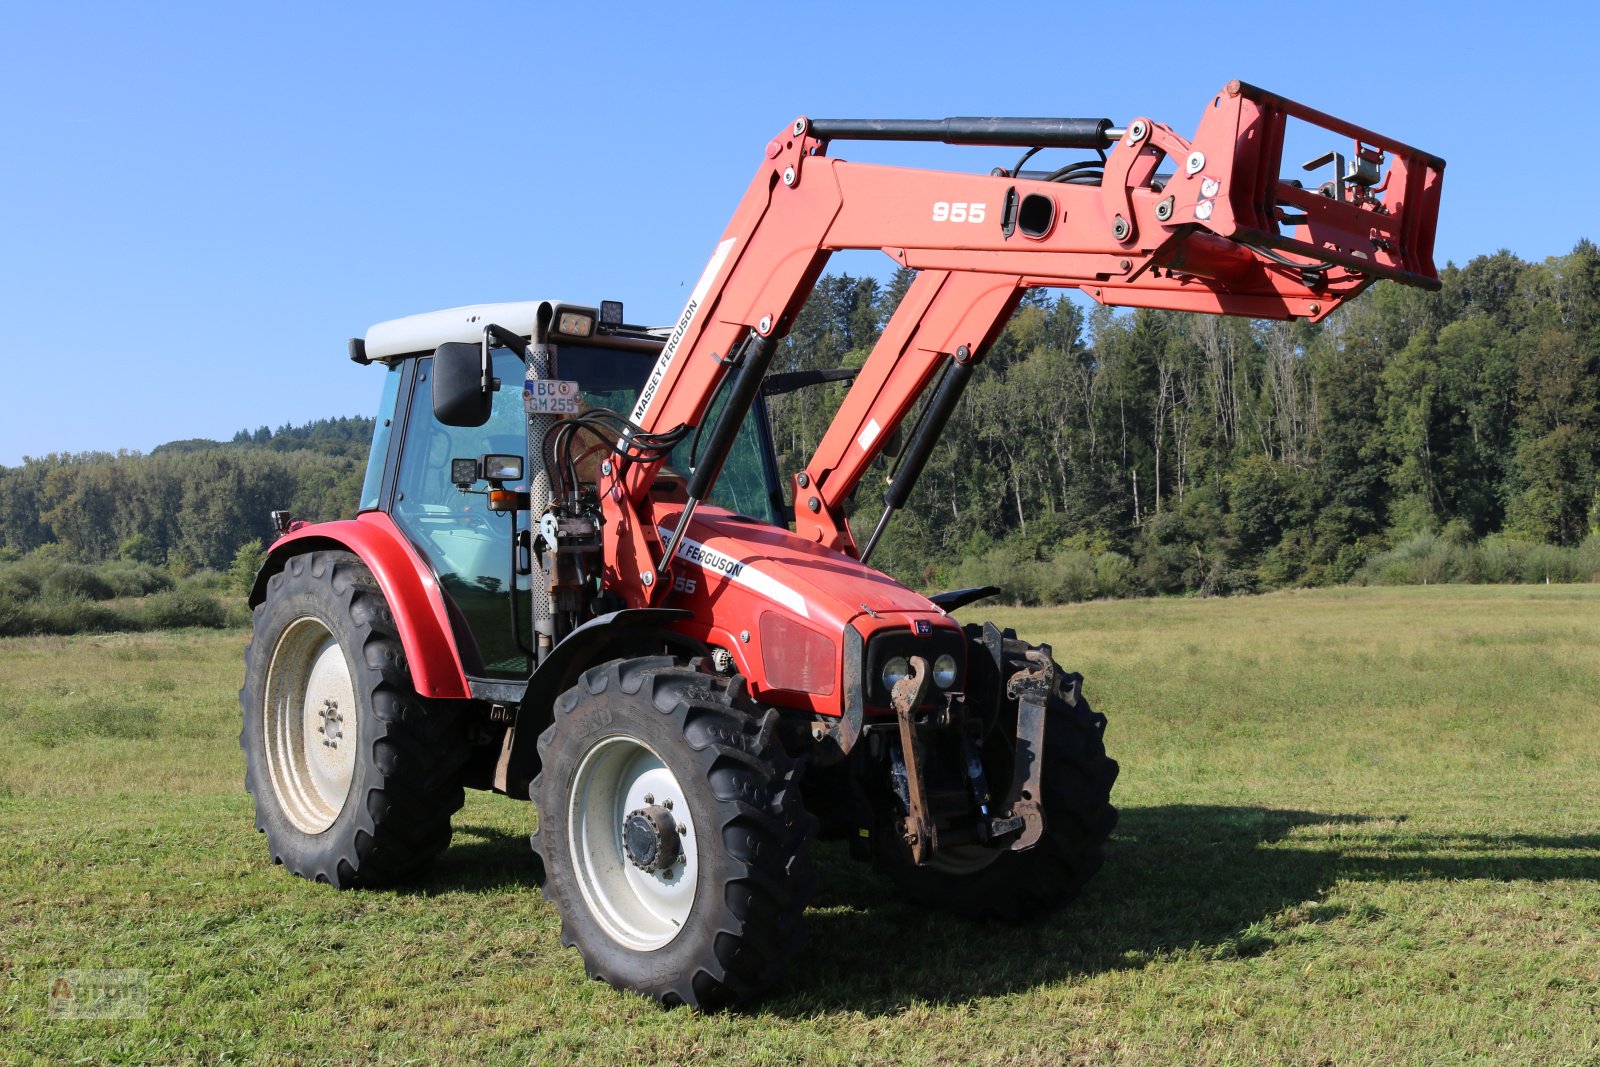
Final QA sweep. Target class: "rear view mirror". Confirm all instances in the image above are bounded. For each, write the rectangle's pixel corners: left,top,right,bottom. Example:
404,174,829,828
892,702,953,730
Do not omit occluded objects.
433,342,492,426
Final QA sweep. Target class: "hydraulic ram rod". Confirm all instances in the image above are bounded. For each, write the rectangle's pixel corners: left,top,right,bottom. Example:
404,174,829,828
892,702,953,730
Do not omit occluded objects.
807,116,1117,148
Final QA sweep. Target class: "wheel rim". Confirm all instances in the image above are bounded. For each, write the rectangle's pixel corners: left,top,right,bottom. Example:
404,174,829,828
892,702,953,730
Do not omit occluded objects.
566,734,698,951
261,616,359,834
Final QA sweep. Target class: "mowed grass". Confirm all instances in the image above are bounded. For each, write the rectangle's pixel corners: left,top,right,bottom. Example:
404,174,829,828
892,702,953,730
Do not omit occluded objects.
3,586,1600,1065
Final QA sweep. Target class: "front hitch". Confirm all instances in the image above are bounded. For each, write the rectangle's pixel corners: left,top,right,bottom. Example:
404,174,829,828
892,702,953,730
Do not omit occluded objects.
998,649,1056,852
890,655,937,865
888,646,1058,865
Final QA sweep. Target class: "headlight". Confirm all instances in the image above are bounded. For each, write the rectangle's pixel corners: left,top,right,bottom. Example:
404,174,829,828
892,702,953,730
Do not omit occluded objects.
881,656,912,691
932,654,958,689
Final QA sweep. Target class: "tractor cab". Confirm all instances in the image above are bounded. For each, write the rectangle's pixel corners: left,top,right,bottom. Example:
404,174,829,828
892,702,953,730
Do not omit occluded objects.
351,300,786,678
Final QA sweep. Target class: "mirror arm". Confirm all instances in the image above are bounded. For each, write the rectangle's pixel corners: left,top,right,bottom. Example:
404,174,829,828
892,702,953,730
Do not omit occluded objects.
484,323,532,362
479,329,494,396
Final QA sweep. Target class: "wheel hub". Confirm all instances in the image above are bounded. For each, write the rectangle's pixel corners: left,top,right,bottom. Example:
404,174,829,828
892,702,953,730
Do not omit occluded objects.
319,698,344,747
622,804,681,872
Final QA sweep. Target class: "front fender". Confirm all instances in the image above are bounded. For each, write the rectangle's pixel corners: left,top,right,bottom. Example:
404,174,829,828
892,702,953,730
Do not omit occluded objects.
251,512,471,699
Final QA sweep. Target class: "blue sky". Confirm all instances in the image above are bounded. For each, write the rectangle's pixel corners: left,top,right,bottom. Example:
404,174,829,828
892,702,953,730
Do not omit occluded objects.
2,1,1596,466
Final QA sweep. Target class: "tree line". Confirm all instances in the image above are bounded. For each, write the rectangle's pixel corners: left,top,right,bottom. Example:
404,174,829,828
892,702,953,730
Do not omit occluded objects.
3,241,1598,602
0,419,370,570
767,241,1600,598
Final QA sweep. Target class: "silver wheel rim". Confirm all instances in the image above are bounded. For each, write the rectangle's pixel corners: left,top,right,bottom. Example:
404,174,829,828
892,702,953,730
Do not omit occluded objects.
261,616,359,834
566,734,698,951
925,844,1002,875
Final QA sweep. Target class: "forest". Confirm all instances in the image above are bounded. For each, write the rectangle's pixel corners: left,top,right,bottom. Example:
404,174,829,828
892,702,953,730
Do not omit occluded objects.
2,240,1598,604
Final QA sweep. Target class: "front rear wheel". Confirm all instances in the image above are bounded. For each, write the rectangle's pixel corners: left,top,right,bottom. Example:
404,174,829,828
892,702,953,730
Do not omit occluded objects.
240,550,469,887
531,658,815,1010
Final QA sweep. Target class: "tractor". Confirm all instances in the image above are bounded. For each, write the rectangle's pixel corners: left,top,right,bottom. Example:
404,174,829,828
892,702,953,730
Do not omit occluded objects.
241,81,1443,1008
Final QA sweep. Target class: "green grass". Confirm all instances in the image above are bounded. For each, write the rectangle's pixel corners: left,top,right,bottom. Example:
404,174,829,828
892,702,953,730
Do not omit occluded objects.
4,587,1600,1064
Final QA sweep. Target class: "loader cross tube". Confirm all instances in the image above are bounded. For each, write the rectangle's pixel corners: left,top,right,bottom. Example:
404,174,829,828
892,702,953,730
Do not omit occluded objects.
806,116,1117,148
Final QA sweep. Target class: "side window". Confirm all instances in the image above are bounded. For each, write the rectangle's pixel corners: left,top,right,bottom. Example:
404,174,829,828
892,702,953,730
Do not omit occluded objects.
392,350,529,676
666,390,774,523
359,365,403,511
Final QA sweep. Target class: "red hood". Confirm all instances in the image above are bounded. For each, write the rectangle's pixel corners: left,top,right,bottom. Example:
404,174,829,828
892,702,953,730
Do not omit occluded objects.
658,506,938,632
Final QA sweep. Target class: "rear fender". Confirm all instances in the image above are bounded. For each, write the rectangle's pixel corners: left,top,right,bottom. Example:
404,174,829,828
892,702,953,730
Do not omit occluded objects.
249,512,471,699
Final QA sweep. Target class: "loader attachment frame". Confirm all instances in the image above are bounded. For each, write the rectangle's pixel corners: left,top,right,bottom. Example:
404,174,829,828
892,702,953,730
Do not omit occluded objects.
601,80,1443,589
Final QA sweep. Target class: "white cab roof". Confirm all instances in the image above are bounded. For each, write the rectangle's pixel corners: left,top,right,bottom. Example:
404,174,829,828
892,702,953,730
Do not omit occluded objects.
364,301,543,361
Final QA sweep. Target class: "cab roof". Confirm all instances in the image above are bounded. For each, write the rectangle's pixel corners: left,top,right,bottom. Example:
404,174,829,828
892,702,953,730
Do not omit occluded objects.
362,301,667,362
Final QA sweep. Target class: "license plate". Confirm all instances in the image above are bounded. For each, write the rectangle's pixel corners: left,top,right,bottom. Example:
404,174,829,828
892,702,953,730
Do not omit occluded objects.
523,378,582,415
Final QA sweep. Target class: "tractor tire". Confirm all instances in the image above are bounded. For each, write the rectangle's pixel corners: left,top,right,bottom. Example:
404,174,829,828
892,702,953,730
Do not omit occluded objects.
240,550,468,887
881,638,1118,920
530,657,815,1010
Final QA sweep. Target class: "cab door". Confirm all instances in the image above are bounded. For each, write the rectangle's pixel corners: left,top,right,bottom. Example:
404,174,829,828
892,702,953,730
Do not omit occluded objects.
390,349,531,677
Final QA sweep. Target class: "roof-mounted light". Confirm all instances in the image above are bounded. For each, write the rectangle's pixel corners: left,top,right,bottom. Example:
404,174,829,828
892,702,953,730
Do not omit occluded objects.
599,300,624,327
554,305,596,338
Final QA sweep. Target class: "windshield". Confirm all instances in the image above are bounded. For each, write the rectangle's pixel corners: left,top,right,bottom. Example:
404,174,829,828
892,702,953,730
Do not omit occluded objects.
563,344,781,525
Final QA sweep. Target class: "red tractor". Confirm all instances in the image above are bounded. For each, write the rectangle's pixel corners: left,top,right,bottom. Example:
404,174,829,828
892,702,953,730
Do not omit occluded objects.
241,82,1443,1008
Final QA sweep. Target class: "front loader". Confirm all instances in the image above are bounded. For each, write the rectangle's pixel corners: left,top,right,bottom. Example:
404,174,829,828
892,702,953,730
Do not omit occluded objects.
240,81,1443,1008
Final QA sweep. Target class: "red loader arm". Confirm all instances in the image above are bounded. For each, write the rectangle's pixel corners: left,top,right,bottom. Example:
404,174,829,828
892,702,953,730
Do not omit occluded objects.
602,80,1444,591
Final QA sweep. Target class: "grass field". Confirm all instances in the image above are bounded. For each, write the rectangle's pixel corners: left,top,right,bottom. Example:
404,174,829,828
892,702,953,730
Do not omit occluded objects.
3,585,1600,1065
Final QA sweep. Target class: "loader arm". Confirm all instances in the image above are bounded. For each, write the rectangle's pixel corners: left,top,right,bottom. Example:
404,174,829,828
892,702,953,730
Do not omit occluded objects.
793,269,1024,555
604,79,1444,599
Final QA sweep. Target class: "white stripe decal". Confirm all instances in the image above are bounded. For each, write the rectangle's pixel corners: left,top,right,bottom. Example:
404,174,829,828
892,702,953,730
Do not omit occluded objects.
630,237,737,424
856,418,881,452
658,526,809,619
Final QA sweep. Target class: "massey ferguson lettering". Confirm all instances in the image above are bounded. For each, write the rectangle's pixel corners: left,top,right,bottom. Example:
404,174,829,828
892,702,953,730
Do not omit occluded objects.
679,539,742,578
629,237,736,423
631,297,694,420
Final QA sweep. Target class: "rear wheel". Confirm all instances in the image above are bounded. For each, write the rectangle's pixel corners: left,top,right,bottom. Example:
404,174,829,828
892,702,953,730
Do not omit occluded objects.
240,550,468,887
531,657,814,1009
881,635,1118,918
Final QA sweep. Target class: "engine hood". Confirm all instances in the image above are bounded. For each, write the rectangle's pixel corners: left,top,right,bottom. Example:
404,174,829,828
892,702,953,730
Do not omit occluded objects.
659,506,938,632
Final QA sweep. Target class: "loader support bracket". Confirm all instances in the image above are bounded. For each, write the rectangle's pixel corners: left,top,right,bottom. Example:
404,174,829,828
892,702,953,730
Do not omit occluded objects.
891,655,936,865
1002,651,1053,852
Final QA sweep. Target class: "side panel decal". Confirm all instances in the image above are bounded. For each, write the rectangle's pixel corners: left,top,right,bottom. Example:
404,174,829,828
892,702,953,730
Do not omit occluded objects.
658,526,810,619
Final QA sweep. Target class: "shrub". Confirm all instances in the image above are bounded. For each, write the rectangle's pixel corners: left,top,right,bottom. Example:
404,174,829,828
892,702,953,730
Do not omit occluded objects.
1042,550,1098,604
0,596,128,637
224,599,255,629
1577,534,1600,581
1330,541,1368,585
0,565,42,601
138,589,227,630
229,539,266,595
1475,534,1526,584
39,563,115,602
1521,544,1574,584
96,561,175,598
1094,551,1134,598
950,536,1134,605
1359,532,1469,586
118,533,164,565
178,569,230,594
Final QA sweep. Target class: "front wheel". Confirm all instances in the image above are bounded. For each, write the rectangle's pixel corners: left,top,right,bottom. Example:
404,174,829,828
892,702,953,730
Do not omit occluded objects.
530,658,815,1010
